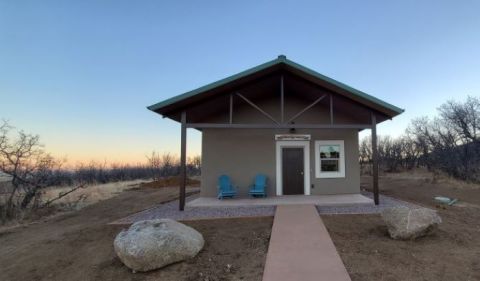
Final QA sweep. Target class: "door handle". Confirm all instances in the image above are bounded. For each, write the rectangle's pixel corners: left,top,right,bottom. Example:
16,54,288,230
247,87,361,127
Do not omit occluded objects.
300,171,304,175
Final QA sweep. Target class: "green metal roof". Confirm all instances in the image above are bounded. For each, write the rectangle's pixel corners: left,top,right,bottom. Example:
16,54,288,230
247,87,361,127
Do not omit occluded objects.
147,55,404,116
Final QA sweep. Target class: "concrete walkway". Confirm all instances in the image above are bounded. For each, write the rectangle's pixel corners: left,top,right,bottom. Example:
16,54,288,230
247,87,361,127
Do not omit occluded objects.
187,194,373,208
262,205,351,281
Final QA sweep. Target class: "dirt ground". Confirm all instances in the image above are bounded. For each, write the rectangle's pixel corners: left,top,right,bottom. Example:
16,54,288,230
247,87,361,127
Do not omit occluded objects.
2,173,479,281
41,179,149,211
323,174,480,281
0,185,272,281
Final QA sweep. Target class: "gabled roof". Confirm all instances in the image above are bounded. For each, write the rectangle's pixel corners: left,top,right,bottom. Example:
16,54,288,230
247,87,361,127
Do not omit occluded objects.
148,55,404,118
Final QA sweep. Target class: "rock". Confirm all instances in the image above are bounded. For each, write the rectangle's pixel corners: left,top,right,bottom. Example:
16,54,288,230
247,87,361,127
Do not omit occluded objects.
381,207,442,240
114,219,204,272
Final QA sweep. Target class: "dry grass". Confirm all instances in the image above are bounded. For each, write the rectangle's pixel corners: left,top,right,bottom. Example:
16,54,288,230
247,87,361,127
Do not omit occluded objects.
1,177,200,231
41,179,149,210
1,176,200,226
140,176,200,188
382,168,480,190
41,176,200,211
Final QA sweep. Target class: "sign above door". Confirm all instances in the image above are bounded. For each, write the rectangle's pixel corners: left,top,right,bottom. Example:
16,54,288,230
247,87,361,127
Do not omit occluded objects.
275,134,311,141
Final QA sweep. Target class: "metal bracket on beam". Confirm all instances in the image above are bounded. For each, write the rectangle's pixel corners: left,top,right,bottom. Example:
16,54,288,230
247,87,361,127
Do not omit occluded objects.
236,92,279,124
287,94,327,123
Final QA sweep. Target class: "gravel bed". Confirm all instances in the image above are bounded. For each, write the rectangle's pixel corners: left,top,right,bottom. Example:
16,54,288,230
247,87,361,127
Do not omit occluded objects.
111,191,422,224
111,194,275,224
317,191,423,215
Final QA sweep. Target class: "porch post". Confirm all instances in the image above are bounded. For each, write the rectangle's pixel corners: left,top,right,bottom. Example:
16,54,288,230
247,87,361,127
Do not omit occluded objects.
329,93,333,124
179,111,187,211
229,93,233,124
371,113,379,205
280,75,284,123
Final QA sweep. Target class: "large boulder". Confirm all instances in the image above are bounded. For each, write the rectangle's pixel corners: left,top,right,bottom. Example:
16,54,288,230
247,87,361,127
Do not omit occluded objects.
114,219,204,272
381,207,442,240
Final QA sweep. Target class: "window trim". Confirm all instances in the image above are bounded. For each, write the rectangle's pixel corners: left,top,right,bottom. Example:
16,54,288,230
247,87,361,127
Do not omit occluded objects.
315,140,346,178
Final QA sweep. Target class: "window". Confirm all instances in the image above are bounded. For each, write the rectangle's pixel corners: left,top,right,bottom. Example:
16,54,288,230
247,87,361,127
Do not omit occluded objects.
315,140,345,178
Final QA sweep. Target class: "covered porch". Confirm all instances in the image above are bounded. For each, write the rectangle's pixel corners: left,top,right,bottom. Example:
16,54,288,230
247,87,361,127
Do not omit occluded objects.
148,55,404,211
186,193,373,208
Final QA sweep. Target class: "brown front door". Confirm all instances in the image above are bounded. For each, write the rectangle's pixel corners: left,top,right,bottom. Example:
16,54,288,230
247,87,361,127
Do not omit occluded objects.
282,147,304,195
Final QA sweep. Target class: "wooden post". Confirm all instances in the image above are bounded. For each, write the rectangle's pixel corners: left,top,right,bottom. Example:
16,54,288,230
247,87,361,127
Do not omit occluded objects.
179,111,187,211
280,75,284,123
329,94,333,124
371,113,379,205
229,93,233,124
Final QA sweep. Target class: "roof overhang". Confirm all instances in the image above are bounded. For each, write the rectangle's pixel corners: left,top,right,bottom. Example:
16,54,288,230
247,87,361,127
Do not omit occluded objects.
148,55,404,122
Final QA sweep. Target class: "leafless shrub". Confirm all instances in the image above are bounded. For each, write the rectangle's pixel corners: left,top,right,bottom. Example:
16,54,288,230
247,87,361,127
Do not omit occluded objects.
146,151,201,180
0,121,201,223
360,96,480,182
0,120,82,221
188,155,201,176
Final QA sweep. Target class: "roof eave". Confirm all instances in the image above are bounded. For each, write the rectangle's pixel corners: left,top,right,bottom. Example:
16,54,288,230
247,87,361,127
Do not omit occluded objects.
282,58,405,117
147,57,286,113
147,56,404,119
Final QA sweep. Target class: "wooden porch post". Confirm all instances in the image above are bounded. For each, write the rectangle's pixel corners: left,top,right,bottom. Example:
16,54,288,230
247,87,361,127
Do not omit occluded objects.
280,75,284,123
179,111,187,211
371,113,379,205
229,93,233,124
329,93,333,124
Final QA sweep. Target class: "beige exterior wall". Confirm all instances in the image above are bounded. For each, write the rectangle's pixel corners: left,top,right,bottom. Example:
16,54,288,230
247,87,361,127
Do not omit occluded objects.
200,128,360,197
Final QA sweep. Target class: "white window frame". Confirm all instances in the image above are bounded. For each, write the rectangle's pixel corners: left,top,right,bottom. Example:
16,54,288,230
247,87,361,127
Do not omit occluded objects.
315,140,345,178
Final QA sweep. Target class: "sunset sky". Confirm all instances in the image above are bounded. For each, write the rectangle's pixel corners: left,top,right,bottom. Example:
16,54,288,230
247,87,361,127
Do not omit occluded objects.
1,1,479,165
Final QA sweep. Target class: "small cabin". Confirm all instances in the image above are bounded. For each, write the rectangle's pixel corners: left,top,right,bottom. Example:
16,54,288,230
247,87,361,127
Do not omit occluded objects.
148,55,403,210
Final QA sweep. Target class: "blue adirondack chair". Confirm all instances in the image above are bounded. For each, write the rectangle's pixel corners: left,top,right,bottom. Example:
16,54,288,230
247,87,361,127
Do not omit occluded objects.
249,174,267,198
217,175,238,199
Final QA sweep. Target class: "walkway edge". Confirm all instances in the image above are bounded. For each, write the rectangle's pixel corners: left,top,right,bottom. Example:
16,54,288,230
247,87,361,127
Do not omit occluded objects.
262,204,351,281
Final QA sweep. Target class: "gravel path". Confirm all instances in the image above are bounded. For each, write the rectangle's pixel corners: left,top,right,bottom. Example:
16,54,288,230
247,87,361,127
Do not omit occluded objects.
110,194,275,224
316,191,423,215
111,192,422,224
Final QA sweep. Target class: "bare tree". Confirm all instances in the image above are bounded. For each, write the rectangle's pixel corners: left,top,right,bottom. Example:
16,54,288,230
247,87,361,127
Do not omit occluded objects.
359,136,372,175
363,96,480,182
146,151,201,180
399,135,420,170
160,152,177,177
188,155,201,176
436,96,480,179
146,151,163,180
0,121,62,219
439,96,479,143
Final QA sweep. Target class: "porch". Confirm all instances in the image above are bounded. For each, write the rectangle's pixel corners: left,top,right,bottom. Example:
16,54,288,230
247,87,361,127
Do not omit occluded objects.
186,194,373,208
110,191,420,224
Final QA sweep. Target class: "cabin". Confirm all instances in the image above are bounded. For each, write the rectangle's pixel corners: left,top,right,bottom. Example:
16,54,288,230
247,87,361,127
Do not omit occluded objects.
148,55,403,210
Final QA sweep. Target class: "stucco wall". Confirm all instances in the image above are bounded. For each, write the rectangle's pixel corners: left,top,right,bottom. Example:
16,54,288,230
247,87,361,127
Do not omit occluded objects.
201,128,360,197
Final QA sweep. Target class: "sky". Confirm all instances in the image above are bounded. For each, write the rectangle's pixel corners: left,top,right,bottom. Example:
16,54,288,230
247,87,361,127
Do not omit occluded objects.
1,0,479,165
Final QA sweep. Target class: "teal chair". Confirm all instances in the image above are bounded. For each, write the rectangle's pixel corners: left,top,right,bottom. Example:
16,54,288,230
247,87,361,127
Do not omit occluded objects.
249,174,267,198
217,175,238,199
